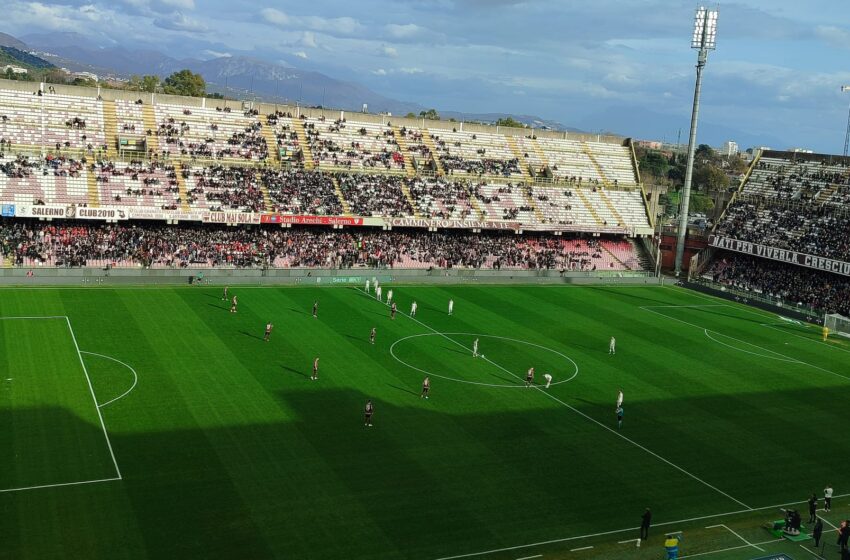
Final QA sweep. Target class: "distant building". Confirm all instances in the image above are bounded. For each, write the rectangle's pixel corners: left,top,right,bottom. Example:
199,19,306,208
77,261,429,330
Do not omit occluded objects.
788,147,813,154
1,65,28,75
721,140,738,157
635,140,662,150
72,71,99,82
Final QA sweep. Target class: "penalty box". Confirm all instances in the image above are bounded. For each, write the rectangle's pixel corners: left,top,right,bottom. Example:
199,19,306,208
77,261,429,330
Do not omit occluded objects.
0,317,120,493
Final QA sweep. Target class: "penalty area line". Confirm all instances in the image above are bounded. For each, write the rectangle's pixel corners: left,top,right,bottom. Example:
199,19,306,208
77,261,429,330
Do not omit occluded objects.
0,476,121,494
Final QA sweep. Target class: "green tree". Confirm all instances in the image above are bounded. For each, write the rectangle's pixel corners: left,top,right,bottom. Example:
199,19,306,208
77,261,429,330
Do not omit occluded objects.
162,69,205,97
419,108,439,120
405,112,416,119
128,74,161,93
693,163,730,191
495,117,526,129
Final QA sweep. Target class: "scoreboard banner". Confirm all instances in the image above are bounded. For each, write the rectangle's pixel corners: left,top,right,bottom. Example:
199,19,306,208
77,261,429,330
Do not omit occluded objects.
710,235,850,277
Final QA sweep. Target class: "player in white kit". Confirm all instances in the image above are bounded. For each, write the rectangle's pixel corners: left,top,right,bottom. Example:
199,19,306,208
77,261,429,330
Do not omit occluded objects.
410,301,418,317
448,299,454,316
376,285,382,301
365,279,370,294
543,373,553,388
472,338,479,357
386,289,393,304
617,389,623,408
609,336,616,355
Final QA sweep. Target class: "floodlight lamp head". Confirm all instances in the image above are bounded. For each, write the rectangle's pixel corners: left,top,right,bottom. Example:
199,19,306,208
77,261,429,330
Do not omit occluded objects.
691,6,718,50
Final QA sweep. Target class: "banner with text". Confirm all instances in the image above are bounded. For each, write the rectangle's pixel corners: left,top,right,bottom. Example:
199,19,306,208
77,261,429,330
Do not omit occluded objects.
15,204,129,221
385,218,521,231
710,235,850,277
261,214,370,226
202,211,261,225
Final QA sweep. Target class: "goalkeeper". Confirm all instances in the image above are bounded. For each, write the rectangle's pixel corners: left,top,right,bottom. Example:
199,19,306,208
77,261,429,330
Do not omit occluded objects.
823,325,829,342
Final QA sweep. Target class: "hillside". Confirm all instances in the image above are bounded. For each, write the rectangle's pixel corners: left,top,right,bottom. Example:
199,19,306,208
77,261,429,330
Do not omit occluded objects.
0,46,54,71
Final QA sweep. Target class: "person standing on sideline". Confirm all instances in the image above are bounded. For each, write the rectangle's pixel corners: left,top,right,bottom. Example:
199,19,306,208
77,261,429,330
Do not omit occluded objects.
617,389,624,408
390,302,397,320
543,373,553,388
222,285,229,301
386,289,393,304
823,325,830,342
809,493,818,523
825,484,834,512
264,321,273,342
312,300,318,318
410,300,417,317
364,400,374,427
640,508,652,541
230,295,238,313
448,299,454,316
421,377,430,399
525,367,534,387
365,279,370,294
664,533,682,560
376,285,382,302
609,336,616,355
370,327,376,345
616,404,624,429
813,517,823,548
473,338,479,357
837,520,849,554
311,357,319,381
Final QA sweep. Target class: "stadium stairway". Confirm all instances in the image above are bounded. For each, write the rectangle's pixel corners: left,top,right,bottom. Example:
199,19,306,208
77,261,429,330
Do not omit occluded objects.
391,126,416,178
260,118,280,167
815,183,839,204
582,142,612,187
506,136,532,180
599,190,626,226
174,162,191,212
291,120,315,170
331,176,352,214
521,184,546,223
400,180,421,218
141,105,159,153
601,243,632,270
530,138,549,171
465,185,488,220
102,101,120,159
421,132,445,176
632,239,654,271
86,169,100,207
575,189,605,226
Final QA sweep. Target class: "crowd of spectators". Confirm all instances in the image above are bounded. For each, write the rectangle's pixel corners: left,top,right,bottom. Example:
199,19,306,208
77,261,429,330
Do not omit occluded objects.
261,169,342,215
337,173,414,217
706,252,850,316
187,165,265,212
440,155,521,177
0,221,635,271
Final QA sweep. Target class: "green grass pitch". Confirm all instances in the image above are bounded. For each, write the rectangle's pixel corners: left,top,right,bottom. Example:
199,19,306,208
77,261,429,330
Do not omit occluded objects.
0,284,847,559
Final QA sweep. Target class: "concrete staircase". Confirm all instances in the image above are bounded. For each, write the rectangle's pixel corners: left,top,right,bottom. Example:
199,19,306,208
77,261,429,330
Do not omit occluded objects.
261,117,280,167
530,138,549,170
582,142,612,188
815,183,839,204
601,243,632,270
258,169,273,212
392,126,416,177
291,119,315,169
576,188,604,226
599,190,626,226
174,162,191,212
521,185,545,222
400,179,421,217
422,132,444,176
506,136,532,180
86,168,100,207
102,101,119,159
331,176,351,214
142,105,159,153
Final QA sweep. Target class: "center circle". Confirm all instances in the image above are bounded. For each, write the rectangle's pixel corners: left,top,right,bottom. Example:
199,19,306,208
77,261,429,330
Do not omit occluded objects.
389,332,579,388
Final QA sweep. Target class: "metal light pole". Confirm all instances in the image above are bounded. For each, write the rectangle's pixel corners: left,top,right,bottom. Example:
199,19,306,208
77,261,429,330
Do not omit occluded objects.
841,86,850,157
675,6,718,276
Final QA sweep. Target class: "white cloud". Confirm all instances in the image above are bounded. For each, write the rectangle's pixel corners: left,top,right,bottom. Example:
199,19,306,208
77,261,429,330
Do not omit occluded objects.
372,68,387,76
293,51,308,59
261,8,362,36
385,23,422,39
815,25,850,49
160,0,194,9
399,67,423,74
379,45,398,58
300,31,318,48
203,49,231,59
153,12,208,33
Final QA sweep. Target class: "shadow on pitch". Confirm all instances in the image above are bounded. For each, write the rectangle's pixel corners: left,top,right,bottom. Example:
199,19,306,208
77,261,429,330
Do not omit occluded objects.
388,384,418,397
281,365,309,378
239,331,265,342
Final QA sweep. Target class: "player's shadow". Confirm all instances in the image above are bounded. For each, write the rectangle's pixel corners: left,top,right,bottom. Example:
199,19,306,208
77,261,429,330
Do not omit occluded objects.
440,346,468,355
239,331,265,341
388,384,418,397
206,303,229,310
344,334,369,345
281,365,308,378
288,307,306,315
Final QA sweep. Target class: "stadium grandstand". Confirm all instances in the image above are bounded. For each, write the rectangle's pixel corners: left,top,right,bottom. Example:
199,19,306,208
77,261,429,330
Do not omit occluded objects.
0,79,654,272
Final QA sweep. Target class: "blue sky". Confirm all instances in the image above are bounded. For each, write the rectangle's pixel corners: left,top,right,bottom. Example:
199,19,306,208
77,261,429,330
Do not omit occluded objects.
4,0,850,152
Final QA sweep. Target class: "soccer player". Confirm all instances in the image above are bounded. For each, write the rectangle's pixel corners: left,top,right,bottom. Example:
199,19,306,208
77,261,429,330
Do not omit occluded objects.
387,289,393,304
617,389,624,408
365,279,370,294
376,285,383,302
525,367,534,387
222,285,229,301
609,336,616,355
664,533,682,560
370,327,376,345
390,302,397,320
264,321,273,342
312,301,318,318
411,301,417,317
311,357,319,380
230,295,238,313
808,493,818,523
448,298,454,316
543,373,553,388
616,405,624,429
421,376,430,399
364,400,374,426
823,325,830,342
473,338,479,357
824,484,833,512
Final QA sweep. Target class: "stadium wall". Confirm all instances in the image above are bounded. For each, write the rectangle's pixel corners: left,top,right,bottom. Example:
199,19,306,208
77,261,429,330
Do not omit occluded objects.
0,267,659,287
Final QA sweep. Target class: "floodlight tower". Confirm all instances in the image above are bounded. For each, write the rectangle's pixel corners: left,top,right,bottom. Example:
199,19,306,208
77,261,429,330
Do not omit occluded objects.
674,6,718,276
841,86,850,156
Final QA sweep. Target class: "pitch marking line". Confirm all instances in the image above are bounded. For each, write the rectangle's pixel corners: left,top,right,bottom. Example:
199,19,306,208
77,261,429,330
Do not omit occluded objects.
0,476,122,494
679,539,780,559
569,546,593,552
65,317,122,480
640,306,850,383
761,323,850,356
515,556,542,560
705,524,765,552
80,351,139,408
797,544,823,559
702,329,802,363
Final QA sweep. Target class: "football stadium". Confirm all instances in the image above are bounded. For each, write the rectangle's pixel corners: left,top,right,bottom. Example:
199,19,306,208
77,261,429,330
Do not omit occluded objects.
0,3,849,560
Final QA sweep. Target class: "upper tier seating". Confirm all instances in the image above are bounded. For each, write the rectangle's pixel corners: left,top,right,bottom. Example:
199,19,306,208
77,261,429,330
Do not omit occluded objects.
303,117,405,172
152,105,268,161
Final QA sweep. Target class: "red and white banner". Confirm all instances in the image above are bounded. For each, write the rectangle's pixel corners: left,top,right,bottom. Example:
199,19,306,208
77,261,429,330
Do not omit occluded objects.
261,214,367,226
15,204,129,220
386,218,521,230
202,211,261,224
